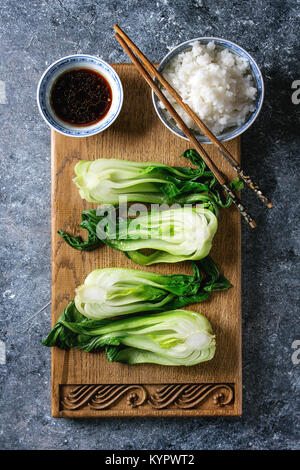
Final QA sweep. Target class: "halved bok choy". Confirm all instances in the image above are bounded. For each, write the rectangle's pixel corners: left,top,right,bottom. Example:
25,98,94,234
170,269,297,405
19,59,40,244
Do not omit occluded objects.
59,206,218,265
43,304,216,366
72,258,230,319
73,149,243,215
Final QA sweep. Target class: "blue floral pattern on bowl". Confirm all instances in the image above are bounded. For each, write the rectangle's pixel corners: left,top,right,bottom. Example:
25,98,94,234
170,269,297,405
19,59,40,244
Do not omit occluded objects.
152,37,264,143
37,55,123,137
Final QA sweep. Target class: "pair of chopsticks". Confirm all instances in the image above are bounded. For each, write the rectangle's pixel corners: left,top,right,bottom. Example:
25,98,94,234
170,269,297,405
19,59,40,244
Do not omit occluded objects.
114,24,272,228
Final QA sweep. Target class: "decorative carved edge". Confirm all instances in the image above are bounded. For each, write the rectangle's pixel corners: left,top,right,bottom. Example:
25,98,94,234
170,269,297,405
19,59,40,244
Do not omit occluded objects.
60,383,234,411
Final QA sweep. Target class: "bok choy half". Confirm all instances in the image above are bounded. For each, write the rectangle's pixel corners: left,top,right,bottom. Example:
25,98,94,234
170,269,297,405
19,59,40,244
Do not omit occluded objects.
42,304,216,366
72,257,230,319
58,206,218,265
73,149,243,215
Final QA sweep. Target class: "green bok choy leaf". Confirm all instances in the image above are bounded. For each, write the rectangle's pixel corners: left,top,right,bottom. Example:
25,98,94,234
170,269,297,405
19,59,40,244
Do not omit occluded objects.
73,149,243,215
43,305,216,366
58,206,218,265
72,257,230,319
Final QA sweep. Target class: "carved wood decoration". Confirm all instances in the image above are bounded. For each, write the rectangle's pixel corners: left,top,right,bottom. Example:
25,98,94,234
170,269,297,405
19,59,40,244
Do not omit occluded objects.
51,64,242,418
60,384,234,412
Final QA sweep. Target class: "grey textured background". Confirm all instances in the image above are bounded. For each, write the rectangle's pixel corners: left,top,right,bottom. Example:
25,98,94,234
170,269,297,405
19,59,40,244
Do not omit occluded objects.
0,0,299,450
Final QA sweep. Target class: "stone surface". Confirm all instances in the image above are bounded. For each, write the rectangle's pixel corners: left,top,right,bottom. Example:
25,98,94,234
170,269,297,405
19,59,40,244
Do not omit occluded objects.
0,0,299,450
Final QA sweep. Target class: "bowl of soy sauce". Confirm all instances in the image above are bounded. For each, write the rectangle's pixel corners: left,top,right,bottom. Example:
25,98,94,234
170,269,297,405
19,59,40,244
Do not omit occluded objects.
37,55,123,137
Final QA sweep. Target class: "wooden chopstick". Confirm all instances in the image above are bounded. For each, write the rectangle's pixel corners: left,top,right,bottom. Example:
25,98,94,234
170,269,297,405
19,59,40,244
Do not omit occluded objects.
114,24,272,210
114,29,257,228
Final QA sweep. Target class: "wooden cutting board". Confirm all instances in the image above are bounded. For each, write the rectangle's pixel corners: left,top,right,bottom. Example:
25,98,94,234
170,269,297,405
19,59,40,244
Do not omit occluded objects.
51,64,241,417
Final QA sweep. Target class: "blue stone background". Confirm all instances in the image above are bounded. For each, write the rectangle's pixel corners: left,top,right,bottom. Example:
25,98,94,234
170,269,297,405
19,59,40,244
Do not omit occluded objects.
0,0,299,450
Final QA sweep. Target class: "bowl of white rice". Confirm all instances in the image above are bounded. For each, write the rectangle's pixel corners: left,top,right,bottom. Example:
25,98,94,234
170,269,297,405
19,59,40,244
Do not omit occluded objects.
152,37,264,142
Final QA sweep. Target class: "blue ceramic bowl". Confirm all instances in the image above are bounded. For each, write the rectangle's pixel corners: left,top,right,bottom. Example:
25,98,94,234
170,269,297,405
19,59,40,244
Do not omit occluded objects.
37,55,123,137
152,37,264,143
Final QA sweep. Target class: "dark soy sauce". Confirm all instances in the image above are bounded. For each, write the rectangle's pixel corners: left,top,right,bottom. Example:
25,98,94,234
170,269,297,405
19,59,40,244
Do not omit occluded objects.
50,68,112,126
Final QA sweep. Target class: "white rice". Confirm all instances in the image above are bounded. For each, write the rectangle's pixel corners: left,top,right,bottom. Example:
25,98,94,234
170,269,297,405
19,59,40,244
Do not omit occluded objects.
159,41,257,135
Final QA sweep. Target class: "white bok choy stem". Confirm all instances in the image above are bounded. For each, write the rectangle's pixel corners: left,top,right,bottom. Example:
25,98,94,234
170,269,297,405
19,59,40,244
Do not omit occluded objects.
74,258,230,319
72,149,243,212
43,305,216,367
59,206,218,265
